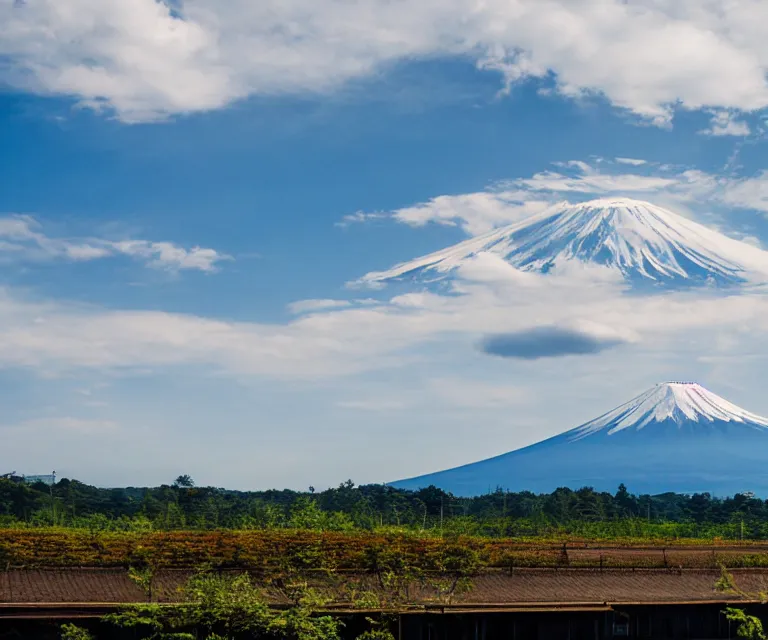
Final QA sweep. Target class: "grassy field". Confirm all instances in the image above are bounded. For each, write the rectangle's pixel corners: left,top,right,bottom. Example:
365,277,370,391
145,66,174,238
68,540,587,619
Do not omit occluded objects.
3,528,768,570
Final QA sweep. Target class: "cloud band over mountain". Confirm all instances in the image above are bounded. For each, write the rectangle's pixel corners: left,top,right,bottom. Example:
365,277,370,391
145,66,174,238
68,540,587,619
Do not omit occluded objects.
479,325,629,360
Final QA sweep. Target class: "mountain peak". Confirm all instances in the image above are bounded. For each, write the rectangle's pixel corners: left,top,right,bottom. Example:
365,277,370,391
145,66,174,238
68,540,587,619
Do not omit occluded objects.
565,196,656,209
389,381,768,496
571,381,768,440
361,198,768,288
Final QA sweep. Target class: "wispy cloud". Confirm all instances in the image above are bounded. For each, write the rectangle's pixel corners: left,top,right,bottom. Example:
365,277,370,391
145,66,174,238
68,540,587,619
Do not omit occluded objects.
288,299,352,314
720,171,768,213
3,1,768,123
0,216,112,262
336,212,388,228
700,110,751,137
110,240,228,272
340,160,682,235
389,191,552,235
345,158,768,237
615,157,647,166
515,164,679,196
0,215,229,272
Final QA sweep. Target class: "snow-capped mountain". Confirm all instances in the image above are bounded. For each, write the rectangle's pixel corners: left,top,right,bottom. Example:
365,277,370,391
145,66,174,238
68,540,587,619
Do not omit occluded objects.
389,382,768,496
570,381,768,439
361,198,768,288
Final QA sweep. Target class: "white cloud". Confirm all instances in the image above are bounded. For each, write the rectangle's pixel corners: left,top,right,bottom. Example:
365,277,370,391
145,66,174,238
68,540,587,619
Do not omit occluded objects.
0,216,112,262
348,157,768,238
2,1,768,123
455,253,545,287
476,48,547,98
700,110,751,136
288,299,352,314
336,212,388,228
2,256,768,384
110,240,228,272
391,191,552,235
720,171,768,213
0,215,229,272
516,167,679,195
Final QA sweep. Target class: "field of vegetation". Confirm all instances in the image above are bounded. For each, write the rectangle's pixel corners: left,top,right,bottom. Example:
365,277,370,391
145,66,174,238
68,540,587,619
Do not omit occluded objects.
4,475,768,571
4,528,768,571
3,475,768,540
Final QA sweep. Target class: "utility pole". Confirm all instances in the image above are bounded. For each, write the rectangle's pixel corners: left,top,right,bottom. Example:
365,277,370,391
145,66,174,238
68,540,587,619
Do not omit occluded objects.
440,496,444,535
49,470,56,525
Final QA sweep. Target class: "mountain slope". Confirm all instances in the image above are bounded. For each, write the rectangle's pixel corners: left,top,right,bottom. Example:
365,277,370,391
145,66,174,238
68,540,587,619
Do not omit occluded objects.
361,198,768,288
389,382,768,496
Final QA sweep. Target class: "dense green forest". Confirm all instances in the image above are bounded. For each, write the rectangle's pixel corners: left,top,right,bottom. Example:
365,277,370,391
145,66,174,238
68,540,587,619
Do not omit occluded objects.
1,475,766,539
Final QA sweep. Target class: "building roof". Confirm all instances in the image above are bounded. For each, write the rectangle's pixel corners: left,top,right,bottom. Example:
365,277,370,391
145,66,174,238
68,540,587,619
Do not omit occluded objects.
0,567,764,618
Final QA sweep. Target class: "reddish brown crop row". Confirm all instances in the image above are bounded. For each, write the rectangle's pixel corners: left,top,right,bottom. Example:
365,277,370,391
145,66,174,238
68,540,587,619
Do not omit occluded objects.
1,529,768,570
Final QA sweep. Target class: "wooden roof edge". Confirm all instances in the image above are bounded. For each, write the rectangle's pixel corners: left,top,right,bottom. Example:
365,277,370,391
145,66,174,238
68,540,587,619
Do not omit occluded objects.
0,602,614,618
608,599,766,606
0,598,757,614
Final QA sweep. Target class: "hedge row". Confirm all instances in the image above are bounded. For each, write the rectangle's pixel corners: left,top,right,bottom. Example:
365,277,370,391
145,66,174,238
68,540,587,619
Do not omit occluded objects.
2,529,768,570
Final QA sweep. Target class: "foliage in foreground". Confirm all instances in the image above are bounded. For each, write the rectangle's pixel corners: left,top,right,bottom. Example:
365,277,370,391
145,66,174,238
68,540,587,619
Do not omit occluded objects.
69,571,392,640
715,569,768,640
60,623,95,640
723,608,767,640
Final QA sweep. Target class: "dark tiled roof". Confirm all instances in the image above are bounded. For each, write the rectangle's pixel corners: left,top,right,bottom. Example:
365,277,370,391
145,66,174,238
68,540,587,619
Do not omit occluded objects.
464,569,767,604
0,568,764,608
0,569,145,603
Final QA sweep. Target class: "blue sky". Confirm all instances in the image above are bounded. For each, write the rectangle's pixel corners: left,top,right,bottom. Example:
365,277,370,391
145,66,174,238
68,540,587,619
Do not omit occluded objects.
2,0,768,490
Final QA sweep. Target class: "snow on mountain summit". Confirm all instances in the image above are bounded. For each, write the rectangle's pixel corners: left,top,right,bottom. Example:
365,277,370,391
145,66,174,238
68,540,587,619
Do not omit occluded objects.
570,382,768,439
362,198,768,288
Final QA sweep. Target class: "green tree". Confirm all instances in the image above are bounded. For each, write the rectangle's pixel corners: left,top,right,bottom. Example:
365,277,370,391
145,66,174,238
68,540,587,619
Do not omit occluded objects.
724,608,766,640
289,497,326,530
173,475,195,488
105,570,345,640
429,545,484,604
60,623,95,640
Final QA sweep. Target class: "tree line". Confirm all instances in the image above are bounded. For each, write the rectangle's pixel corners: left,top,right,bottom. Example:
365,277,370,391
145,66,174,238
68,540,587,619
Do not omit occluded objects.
1,476,766,538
